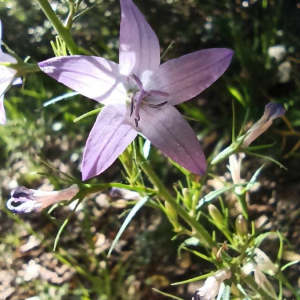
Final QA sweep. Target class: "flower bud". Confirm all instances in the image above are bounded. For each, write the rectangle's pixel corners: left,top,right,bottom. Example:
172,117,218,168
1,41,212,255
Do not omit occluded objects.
6,184,79,213
242,103,285,148
208,204,224,228
182,188,192,208
235,214,248,239
165,202,178,223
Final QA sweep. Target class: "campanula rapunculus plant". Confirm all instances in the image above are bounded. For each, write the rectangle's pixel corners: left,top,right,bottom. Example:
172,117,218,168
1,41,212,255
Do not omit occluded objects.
0,20,22,125
39,0,233,180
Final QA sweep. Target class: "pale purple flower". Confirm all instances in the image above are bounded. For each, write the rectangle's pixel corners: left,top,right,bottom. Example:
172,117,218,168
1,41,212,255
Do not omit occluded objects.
193,268,231,300
39,0,233,180
0,20,22,125
6,184,79,213
242,103,285,148
228,153,245,194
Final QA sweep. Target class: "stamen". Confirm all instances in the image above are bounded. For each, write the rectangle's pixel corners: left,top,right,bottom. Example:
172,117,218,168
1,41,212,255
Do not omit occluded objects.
148,101,168,108
129,73,170,126
134,90,145,125
130,96,134,117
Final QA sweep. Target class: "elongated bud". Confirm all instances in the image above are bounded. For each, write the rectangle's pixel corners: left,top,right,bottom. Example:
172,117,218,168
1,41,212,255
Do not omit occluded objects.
242,103,285,148
182,188,192,208
208,204,224,228
165,202,178,223
6,184,79,213
236,214,248,238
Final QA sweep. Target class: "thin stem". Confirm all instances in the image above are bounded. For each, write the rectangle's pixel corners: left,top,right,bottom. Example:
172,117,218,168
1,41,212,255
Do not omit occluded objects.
81,182,156,197
136,151,215,248
35,0,79,55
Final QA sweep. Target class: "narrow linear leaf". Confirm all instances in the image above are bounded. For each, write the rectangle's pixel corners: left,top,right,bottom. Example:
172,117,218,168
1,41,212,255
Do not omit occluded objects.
171,272,213,285
197,183,247,208
281,260,300,271
43,91,78,107
152,288,184,300
227,86,246,107
54,198,83,251
108,196,148,256
221,284,231,300
74,107,102,122
247,142,276,151
246,164,265,191
182,247,213,262
246,151,287,170
236,283,249,297
217,283,225,300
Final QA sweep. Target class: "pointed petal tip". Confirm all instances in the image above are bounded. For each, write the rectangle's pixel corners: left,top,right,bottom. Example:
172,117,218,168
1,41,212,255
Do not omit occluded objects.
81,170,94,181
219,48,234,62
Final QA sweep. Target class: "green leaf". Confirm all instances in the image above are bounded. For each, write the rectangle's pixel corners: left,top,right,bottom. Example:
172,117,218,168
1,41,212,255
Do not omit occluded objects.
227,86,246,107
197,183,247,209
246,151,287,170
236,283,249,297
219,283,231,300
181,247,213,262
108,196,148,256
42,91,78,107
74,107,102,122
54,198,83,251
247,142,276,151
171,272,213,285
152,288,184,300
281,260,300,271
246,164,265,191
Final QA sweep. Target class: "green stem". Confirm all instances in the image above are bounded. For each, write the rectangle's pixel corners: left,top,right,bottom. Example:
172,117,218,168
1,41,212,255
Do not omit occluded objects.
35,0,79,55
81,182,156,197
136,151,215,248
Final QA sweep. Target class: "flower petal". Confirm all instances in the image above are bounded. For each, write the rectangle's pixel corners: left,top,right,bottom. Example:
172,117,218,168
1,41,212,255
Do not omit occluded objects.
0,52,18,96
0,50,17,64
0,20,2,47
138,105,206,174
119,0,160,77
82,104,137,180
39,56,126,105
146,48,233,105
0,95,6,125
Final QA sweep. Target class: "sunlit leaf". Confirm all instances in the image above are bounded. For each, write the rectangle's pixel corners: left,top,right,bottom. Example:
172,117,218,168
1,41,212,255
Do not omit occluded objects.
108,196,148,256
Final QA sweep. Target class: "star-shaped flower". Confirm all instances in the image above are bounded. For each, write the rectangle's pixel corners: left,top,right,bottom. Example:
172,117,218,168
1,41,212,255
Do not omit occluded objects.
39,0,233,180
0,20,22,125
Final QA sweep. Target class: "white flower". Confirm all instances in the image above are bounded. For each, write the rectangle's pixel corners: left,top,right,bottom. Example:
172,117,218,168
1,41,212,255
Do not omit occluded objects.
268,45,286,62
228,153,245,194
268,45,292,83
6,184,79,213
193,268,231,300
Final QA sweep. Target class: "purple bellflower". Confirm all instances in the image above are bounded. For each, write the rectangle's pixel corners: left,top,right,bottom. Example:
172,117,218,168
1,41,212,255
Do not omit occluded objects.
0,20,22,125
39,0,233,180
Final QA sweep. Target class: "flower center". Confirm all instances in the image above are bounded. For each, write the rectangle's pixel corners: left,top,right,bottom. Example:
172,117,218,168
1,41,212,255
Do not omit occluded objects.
129,74,169,127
